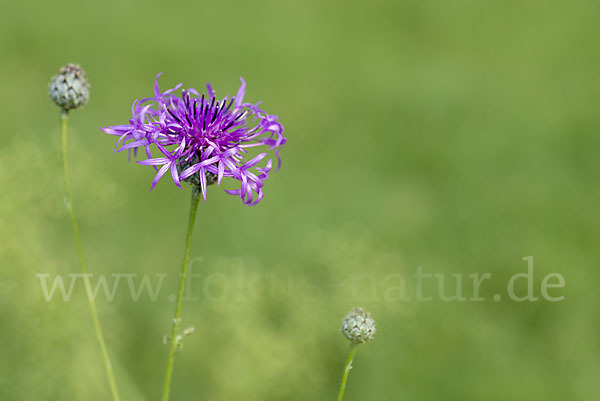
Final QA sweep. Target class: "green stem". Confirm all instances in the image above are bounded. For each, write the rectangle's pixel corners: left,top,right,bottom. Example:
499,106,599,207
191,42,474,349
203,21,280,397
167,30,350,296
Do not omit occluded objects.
60,111,121,401
162,187,202,401
337,344,357,401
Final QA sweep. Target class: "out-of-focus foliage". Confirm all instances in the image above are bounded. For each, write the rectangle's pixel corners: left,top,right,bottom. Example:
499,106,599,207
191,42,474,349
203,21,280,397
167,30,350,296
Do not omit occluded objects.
1,0,599,400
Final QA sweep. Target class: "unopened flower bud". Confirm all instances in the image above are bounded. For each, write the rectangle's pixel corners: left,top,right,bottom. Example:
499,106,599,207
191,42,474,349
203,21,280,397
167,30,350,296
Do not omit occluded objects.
340,307,376,344
49,64,89,111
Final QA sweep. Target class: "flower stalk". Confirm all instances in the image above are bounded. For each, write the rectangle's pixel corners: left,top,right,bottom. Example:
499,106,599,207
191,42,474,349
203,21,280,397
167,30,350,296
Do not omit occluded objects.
161,187,202,401
60,110,121,401
337,344,357,401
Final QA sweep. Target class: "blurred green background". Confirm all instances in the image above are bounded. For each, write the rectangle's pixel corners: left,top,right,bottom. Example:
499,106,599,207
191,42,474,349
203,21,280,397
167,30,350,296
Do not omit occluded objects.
1,0,599,400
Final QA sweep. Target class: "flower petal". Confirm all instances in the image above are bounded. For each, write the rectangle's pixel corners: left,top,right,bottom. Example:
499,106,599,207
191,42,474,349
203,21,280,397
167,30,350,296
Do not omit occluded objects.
170,161,182,189
234,78,246,110
137,157,170,166
150,163,170,191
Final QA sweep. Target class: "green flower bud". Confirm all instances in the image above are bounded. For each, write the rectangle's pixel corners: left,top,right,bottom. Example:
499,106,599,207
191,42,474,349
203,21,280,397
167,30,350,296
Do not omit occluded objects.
340,307,376,344
49,64,89,111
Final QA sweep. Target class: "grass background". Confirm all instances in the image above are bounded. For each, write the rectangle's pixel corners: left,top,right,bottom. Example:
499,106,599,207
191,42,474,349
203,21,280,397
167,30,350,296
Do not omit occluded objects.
1,0,599,400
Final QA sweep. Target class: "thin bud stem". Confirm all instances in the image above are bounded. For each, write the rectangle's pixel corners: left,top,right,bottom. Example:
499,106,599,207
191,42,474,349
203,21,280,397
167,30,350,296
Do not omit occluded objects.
337,344,357,401
60,111,121,401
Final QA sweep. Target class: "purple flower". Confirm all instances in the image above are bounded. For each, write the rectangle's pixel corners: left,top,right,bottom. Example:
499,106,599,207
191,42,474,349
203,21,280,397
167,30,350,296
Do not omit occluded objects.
101,73,286,205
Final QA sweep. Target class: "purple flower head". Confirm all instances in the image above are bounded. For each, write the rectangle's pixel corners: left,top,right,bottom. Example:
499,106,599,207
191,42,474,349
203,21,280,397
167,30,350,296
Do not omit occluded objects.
101,73,286,205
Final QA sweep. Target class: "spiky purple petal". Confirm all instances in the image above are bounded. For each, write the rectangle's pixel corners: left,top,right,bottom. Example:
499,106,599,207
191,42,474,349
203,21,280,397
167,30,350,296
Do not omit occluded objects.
101,74,286,205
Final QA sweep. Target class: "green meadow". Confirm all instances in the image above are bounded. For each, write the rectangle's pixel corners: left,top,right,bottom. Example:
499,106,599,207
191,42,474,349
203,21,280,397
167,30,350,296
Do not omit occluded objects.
1,0,598,400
